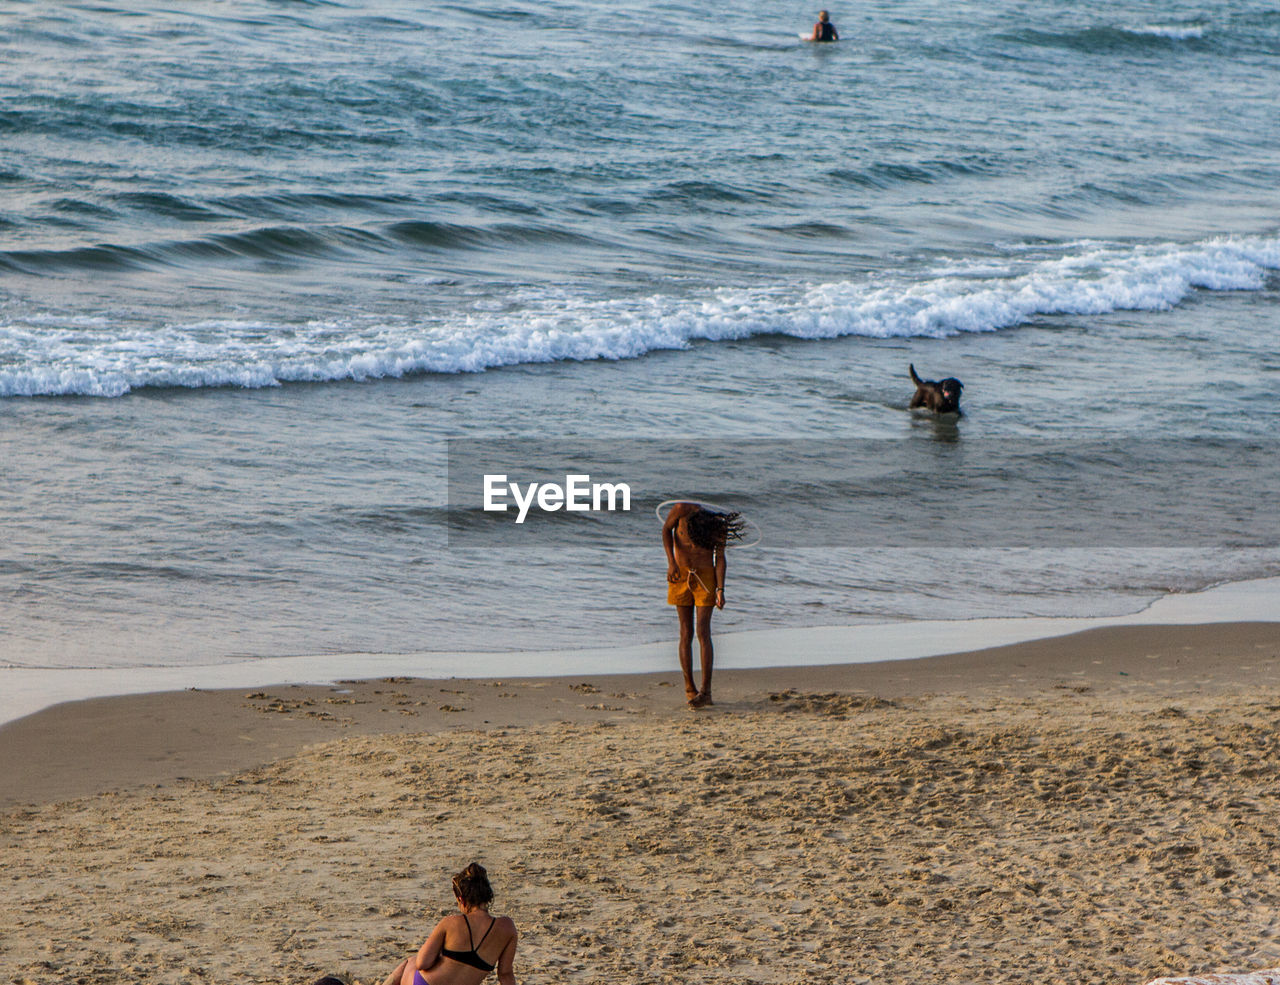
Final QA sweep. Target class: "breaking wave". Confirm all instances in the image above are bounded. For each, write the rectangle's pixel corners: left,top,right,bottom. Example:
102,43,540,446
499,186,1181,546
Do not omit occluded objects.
3,233,1278,397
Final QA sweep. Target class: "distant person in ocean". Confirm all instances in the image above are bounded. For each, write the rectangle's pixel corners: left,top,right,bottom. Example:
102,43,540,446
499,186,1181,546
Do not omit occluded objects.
808,9,838,42
381,863,518,985
663,502,745,708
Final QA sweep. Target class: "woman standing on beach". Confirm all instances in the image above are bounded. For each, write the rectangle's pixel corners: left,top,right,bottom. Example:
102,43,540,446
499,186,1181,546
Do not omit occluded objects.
382,863,518,985
663,502,745,708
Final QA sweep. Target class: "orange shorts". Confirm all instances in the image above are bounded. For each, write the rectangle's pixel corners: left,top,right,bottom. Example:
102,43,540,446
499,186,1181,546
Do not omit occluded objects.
667,567,717,607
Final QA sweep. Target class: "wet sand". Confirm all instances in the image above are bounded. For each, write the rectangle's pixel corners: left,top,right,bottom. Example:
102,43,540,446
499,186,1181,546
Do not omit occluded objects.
2,621,1279,984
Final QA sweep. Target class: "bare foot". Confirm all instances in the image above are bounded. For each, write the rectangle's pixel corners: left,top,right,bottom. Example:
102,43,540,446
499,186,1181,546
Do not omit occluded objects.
690,691,714,708
685,687,700,705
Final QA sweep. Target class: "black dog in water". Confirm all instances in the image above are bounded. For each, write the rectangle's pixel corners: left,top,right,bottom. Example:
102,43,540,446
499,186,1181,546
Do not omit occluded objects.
909,364,964,414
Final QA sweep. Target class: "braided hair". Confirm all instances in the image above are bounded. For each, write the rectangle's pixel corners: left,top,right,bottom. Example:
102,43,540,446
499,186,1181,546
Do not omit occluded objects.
686,507,746,550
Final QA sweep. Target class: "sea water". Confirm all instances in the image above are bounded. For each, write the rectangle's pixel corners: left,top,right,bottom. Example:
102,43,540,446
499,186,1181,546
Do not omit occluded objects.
2,0,1279,717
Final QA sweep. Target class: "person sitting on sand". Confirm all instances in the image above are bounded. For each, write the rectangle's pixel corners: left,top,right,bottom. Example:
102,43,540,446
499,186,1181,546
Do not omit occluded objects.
382,863,518,985
809,9,838,42
663,502,745,708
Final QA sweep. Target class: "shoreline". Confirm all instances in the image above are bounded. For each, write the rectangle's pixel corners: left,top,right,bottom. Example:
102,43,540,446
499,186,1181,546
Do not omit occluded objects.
3,575,1278,732
2,618,1277,810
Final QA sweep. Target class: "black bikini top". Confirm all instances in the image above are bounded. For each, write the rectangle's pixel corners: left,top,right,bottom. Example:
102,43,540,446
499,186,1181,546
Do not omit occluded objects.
440,914,497,972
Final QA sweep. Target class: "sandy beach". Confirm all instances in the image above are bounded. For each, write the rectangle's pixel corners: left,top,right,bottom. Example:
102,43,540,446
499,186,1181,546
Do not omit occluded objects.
10,6,1280,985
3,621,1279,985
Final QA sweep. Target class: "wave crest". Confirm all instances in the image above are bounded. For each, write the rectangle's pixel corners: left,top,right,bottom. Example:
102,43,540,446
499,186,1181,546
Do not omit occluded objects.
2,234,1278,397
1011,22,1209,53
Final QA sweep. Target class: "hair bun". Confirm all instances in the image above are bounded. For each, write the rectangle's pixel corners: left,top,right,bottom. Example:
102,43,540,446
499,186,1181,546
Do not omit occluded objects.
452,862,495,907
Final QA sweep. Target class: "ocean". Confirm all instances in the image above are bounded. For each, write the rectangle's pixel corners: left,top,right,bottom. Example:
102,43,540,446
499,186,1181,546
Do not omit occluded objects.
2,0,1279,715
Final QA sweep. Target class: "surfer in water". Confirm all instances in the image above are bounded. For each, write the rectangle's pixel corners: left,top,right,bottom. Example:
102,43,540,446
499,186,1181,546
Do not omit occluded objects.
808,9,838,42
663,502,745,708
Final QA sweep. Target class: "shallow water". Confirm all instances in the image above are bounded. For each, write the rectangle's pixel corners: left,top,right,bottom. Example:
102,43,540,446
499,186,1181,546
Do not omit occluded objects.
1,0,1278,678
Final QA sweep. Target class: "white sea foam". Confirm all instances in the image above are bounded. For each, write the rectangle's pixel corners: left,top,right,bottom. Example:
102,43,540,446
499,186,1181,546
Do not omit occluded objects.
2,234,1278,397
1125,23,1206,40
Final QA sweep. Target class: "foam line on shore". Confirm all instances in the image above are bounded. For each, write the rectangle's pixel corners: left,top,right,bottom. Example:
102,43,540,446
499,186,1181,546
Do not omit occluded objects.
2,575,1277,728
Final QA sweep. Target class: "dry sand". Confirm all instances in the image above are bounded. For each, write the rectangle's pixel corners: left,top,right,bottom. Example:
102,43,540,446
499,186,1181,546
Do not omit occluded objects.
2,622,1279,985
